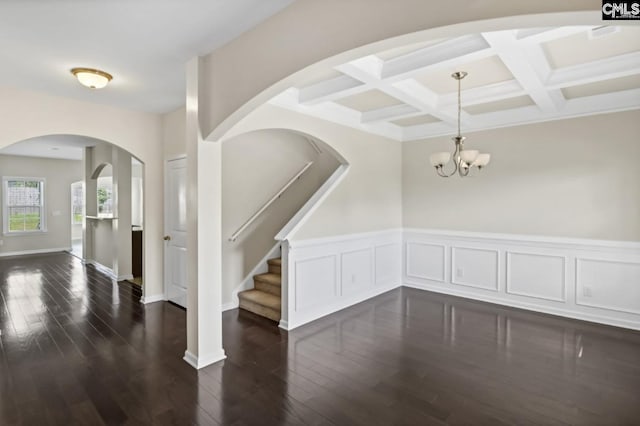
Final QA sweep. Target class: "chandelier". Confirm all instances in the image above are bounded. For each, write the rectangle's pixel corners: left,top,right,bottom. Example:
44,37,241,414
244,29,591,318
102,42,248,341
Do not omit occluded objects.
429,71,490,177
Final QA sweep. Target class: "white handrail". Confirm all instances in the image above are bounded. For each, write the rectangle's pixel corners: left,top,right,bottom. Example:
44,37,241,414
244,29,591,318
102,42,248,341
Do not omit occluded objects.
229,161,313,242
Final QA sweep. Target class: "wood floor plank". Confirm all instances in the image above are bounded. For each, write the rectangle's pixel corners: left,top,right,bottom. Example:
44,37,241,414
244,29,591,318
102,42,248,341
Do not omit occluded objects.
1,252,639,425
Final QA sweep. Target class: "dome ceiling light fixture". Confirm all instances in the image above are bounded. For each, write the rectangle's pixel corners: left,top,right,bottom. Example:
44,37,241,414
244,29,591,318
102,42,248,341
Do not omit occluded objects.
70,67,113,89
429,71,491,178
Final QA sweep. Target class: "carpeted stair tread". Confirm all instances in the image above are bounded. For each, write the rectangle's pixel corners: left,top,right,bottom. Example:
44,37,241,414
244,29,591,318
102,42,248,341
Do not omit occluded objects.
254,273,281,286
238,289,281,310
267,258,281,266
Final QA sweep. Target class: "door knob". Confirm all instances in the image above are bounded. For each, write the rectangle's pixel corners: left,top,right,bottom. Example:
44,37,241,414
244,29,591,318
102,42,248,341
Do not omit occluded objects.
163,235,171,241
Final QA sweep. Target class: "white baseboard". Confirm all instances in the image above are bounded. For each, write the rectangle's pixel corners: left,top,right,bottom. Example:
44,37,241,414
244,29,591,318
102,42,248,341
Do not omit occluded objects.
221,301,239,312
288,282,400,330
85,260,117,279
118,274,134,281
404,280,640,331
0,247,71,257
183,349,226,369
140,294,165,304
278,319,289,330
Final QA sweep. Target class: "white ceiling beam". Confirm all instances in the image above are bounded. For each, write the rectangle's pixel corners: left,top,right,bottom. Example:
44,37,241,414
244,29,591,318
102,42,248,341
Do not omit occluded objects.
438,80,525,107
401,88,640,141
546,52,640,89
482,30,566,113
337,59,460,126
360,104,420,124
513,26,591,44
298,74,367,105
380,34,492,81
270,88,403,141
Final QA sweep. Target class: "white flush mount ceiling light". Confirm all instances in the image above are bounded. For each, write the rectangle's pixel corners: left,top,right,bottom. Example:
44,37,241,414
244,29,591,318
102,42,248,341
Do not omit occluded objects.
71,67,113,89
429,71,490,178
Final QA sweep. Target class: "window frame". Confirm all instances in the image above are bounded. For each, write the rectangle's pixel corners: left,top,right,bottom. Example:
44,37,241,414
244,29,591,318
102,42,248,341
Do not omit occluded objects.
2,176,47,235
70,181,84,225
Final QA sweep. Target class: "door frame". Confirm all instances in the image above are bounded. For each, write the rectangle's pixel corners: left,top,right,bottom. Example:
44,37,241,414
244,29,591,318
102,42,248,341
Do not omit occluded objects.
164,155,187,302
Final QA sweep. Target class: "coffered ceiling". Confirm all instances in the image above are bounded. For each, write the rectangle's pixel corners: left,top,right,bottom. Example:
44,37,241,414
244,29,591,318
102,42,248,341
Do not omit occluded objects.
270,26,640,141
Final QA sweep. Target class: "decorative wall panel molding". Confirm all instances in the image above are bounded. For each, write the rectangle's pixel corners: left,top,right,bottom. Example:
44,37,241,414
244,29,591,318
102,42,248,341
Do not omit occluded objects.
283,229,402,330
451,246,499,291
281,228,640,331
576,257,640,316
506,251,567,302
404,228,640,331
406,242,446,281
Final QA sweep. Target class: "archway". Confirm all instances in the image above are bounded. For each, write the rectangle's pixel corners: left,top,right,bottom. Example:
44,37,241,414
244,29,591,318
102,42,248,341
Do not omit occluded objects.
0,134,149,298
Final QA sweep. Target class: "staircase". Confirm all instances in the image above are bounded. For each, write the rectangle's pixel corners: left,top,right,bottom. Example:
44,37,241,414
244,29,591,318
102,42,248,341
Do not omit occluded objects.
238,258,281,322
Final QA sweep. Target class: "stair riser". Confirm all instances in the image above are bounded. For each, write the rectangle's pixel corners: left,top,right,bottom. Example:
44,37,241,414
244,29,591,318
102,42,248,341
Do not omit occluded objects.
239,300,280,322
268,265,281,274
255,280,281,296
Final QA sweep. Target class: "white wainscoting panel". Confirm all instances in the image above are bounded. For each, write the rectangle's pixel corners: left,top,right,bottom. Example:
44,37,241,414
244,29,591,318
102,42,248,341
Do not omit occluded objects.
404,229,640,331
341,248,373,296
451,247,499,291
294,255,337,311
284,229,402,330
507,251,566,302
406,242,445,282
375,243,401,285
576,258,640,315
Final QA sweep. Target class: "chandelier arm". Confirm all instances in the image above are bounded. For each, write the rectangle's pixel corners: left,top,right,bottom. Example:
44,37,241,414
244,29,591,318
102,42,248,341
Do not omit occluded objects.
438,146,459,177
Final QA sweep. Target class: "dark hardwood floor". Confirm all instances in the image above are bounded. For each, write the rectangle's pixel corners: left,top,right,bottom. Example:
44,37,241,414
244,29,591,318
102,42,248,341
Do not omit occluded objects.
1,252,639,425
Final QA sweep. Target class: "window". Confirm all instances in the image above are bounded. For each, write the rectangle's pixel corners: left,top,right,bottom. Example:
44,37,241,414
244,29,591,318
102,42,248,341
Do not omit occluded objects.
2,177,46,234
97,176,113,217
71,181,84,225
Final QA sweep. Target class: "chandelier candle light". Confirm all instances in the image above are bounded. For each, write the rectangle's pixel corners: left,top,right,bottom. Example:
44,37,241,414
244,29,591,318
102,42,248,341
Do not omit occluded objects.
429,71,490,177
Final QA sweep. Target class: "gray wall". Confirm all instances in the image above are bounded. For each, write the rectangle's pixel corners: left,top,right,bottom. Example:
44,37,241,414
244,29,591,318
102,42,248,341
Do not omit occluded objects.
222,129,340,304
402,110,640,241
0,154,82,254
85,144,133,278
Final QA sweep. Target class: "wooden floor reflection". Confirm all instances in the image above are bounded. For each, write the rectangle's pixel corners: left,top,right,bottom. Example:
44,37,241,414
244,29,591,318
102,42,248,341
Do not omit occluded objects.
1,252,639,425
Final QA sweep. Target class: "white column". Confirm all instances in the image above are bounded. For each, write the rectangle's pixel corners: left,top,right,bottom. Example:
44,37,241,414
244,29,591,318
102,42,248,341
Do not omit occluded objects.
184,56,226,369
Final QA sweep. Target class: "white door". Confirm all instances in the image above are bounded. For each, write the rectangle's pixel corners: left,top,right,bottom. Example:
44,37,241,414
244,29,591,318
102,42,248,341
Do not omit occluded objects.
164,158,188,307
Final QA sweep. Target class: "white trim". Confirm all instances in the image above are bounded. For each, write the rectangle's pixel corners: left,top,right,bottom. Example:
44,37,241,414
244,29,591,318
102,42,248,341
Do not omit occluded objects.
404,279,640,331
85,259,117,279
230,161,314,242
140,294,165,304
403,228,640,251
281,228,639,332
118,274,134,281
183,349,226,369
403,228,640,331
284,229,403,330
288,282,400,330
222,301,239,311
275,164,351,241
0,247,70,258
278,319,289,330
288,227,404,249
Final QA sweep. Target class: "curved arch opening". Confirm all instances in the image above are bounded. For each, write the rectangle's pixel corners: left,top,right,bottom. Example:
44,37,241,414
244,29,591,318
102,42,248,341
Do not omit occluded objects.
207,11,603,142
0,133,147,296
